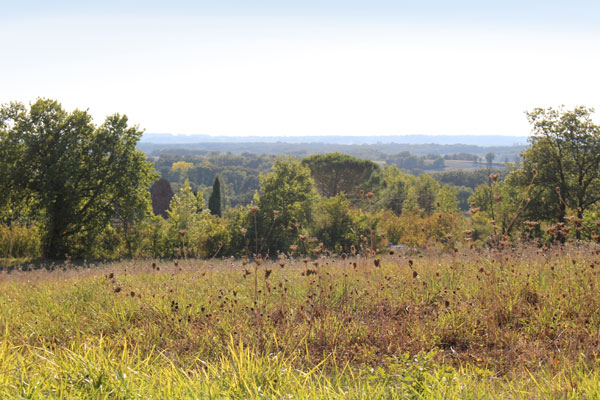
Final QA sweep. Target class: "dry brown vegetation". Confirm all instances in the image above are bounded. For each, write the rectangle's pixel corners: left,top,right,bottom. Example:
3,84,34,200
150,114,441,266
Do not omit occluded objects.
2,243,600,398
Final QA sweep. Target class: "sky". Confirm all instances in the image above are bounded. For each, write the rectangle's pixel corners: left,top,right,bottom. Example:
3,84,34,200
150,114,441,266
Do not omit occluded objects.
2,1,600,137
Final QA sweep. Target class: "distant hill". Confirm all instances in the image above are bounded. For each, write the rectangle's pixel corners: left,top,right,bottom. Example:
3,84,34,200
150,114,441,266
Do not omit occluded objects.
141,133,528,147
138,141,526,162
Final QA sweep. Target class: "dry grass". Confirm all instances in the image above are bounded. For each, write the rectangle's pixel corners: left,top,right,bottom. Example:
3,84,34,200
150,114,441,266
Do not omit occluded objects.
2,243,600,398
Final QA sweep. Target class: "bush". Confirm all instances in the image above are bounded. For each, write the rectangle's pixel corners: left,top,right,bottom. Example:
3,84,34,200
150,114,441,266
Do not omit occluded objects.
0,223,42,260
381,212,465,249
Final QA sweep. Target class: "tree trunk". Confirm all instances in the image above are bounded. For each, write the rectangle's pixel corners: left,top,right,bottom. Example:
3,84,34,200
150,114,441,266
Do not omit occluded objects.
576,207,584,241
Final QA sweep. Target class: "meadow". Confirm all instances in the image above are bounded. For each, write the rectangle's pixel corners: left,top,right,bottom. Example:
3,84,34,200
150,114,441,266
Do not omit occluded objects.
2,243,600,399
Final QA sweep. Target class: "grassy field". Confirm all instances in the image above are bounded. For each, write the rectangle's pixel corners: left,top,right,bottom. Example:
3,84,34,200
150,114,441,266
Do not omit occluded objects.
440,159,508,172
2,244,600,398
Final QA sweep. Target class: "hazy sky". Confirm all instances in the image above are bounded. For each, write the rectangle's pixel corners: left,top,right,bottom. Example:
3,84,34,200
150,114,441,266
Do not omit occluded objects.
2,1,599,136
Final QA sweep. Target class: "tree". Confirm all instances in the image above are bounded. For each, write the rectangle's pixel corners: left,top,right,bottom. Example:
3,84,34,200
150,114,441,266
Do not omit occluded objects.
379,165,411,215
485,152,496,168
301,153,379,199
168,179,204,232
167,179,208,257
311,194,355,252
437,184,459,213
521,106,600,238
0,99,157,258
403,174,440,216
171,161,194,181
254,157,317,254
0,102,36,225
432,157,446,169
208,176,222,217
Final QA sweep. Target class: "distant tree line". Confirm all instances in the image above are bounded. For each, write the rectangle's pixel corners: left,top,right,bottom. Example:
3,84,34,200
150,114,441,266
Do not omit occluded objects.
140,142,525,163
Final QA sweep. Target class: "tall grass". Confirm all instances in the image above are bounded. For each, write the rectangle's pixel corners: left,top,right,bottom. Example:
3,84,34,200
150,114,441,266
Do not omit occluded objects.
2,243,600,398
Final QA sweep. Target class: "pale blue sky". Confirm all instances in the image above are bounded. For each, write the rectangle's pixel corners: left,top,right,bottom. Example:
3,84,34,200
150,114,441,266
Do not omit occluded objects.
4,1,600,23
1,1,599,136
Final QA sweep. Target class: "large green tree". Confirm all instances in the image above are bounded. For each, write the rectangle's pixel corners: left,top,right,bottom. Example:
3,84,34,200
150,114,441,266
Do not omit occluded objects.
521,106,600,238
301,153,379,199
253,157,317,254
0,99,156,258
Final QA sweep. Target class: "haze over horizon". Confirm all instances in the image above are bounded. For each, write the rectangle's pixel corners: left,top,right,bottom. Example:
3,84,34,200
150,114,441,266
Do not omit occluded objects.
139,133,529,147
2,1,599,137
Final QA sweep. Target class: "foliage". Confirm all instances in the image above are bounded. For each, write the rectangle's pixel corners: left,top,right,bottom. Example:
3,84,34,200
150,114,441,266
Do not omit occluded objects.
521,106,600,236
378,166,411,215
381,211,465,248
302,152,379,199
311,194,356,252
385,151,445,172
468,174,533,238
253,157,318,254
170,160,194,181
4,98,600,260
485,152,496,167
0,99,157,258
140,140,526,162
0,223,42,260
403,174,441,216
153,153,275,208
431,168,506,190
437,184,460,213
208,176,222,217
455,185,474,211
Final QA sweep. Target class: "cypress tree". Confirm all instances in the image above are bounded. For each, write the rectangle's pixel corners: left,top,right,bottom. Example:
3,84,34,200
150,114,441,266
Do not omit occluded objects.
208,176,222,217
